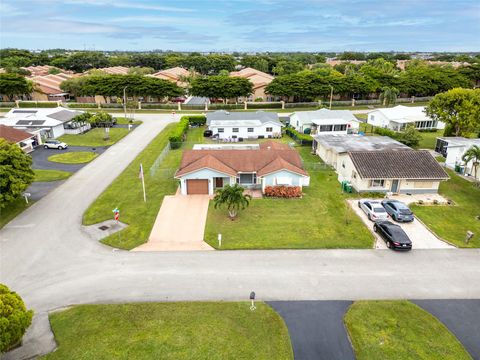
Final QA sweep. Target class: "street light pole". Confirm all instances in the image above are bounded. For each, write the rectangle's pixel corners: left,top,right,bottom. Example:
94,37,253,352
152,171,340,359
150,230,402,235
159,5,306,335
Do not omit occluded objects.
329,85,334,110
123,86,128,121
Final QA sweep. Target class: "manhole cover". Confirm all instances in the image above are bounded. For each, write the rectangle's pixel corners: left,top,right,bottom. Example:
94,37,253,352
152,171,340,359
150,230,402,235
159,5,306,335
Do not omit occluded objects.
98,225,109,231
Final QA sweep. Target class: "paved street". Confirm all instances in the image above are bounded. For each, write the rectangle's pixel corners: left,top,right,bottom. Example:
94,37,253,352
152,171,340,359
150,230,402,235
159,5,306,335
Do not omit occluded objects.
1,113,480,359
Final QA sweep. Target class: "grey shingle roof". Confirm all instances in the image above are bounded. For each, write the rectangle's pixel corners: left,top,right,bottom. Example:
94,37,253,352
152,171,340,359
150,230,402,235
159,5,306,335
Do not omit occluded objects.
206,110,280,125
349,151,449,180
47,110,81,123
314,134,410,153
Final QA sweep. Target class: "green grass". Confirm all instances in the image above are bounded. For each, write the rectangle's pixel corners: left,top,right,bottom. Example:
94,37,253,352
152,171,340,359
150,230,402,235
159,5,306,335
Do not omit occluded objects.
42,302,293,360
344,300,472,360
115,117,142,125
411,169,480,247
417,130,443,149
48,151,98,164
204,144,374,249
58,127,129,147
355,113,368,121
34,169,72,182
83,123,182,249
0,198,33,229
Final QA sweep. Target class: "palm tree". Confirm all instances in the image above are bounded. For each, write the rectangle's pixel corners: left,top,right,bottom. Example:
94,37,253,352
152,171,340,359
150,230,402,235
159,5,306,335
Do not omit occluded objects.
213,184,252,219
462,145,480,185
379,86,399,107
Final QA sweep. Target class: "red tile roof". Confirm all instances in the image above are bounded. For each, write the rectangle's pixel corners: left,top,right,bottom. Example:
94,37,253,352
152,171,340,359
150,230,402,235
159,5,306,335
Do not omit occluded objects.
0,125,32,143
175,141,308,178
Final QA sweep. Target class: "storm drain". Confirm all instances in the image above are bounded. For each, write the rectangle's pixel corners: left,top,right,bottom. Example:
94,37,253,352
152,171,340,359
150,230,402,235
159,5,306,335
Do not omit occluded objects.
98,225,109,231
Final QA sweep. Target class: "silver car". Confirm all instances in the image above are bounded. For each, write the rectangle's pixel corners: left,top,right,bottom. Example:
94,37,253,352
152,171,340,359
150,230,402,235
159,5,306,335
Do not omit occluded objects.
381,200,414,222
358,199,390,222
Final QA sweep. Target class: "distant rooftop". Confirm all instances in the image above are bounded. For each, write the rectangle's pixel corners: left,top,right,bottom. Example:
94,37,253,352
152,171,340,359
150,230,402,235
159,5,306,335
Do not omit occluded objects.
207,110,281,126
437,137,480,147
314,134,411,153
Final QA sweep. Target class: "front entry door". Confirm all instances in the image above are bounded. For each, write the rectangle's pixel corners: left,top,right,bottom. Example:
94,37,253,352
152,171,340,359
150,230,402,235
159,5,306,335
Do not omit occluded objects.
215,177,223,188
391,180,399,193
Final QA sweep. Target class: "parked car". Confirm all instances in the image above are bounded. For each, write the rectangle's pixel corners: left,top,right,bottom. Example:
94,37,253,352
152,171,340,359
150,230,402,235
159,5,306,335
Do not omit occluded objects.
358,199,389,221
382,200,414,222
374,221,412,250
43,140,68,150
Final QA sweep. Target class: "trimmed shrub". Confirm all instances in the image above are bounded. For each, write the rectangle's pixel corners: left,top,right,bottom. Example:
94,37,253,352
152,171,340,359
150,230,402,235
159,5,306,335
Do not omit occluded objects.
373,127,397,138
18,102,57,108
0,284,33,353
285,127,313,146
169,117,189,149
247,102,282,109
264,186,302,198
184,115,206,126
141,103,178,109
0,102,15,108
208,103,243,110
66,102,98,108
100,103,123,108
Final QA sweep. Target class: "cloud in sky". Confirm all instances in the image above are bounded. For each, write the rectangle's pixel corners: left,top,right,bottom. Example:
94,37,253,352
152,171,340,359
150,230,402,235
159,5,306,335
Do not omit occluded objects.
0,0,478,51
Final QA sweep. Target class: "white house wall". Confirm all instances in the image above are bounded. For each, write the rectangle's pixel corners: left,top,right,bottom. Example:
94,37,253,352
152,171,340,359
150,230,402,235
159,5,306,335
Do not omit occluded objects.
209,123,282,140
179,168,235,195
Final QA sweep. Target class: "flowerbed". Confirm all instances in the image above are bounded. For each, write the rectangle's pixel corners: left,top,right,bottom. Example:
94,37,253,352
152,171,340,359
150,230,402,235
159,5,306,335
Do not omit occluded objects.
264,185,302,198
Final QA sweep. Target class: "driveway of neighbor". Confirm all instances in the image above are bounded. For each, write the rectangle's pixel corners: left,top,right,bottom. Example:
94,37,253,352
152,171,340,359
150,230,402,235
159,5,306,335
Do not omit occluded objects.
268,301,355,360
413,300,480,359
348,200,454,249
133,195,213,251
31,145,107,172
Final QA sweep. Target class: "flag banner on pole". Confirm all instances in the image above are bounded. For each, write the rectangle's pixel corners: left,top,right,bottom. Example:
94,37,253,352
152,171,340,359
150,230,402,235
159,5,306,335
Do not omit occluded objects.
138,163,144,180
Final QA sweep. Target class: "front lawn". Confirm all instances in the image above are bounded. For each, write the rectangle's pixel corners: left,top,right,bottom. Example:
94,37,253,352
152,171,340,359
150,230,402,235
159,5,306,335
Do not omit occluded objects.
115,116,142,125
58,127,129,147
34,169,72,182
411,169,480,247
417,130,443,149
344,300,471,360
48,151,98,164
204,146,374,249
0,198,33,229
83,123,182,249
42,302,293,360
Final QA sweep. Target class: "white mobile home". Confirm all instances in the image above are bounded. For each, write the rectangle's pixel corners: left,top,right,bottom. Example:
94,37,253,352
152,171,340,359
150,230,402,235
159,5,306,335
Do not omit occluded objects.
289,109,359,135
367,105,445,131
435,137,480,180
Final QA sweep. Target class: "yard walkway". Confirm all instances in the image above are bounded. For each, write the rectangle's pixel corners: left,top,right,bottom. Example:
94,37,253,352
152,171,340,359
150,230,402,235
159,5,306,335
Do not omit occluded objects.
133,195,213,251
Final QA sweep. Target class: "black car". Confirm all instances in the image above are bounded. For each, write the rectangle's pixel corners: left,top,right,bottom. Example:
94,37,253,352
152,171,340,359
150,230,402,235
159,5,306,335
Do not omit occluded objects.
373,221,412,251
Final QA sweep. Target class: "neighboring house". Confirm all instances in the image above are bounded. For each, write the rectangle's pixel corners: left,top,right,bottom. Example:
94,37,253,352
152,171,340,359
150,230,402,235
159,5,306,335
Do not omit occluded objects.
313,134,411,171
338,150,449,194
435,137,480,180
367,105,445,131
289,109,360,135
0,124,42,153
207,110,283,140
1,107,86,138
29,73,75,101
23,65,59,76
150,67,191,87
175,141,310,195
91,66,130,75
229,67,275,102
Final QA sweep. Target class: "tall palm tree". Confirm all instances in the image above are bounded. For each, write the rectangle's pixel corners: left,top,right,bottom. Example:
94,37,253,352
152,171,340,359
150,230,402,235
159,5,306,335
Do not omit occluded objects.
379,86,399,107
213,184,252,219
462,145,480,185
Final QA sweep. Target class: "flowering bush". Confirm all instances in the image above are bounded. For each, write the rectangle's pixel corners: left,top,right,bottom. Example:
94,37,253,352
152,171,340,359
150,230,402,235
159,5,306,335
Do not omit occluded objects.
264,185,302,198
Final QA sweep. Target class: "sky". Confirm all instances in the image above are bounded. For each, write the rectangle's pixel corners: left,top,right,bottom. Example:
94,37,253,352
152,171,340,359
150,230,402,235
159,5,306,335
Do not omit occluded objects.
0,0,479,52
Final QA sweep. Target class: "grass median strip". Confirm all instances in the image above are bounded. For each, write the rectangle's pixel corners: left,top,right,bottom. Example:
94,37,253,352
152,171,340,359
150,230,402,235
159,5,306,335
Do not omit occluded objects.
58,127,129,147
83,123,180,249
48,151,98,164
411,169,480,248
34,169,72,182
0,198,34,229
344,300,472,360
42,302,293,360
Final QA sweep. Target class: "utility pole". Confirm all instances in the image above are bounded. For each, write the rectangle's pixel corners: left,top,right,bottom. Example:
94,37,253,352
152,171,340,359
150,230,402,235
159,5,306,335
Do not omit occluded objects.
329,85,334,110
123,86,128,121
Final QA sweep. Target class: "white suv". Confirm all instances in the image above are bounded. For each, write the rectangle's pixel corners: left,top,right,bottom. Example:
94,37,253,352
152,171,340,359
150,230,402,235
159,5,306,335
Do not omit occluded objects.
358,199,389,222
44,140,68,150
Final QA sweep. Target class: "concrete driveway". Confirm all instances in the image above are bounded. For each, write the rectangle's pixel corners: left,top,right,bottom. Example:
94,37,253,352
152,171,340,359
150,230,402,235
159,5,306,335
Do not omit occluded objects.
348,200,454,249
133,195,213,251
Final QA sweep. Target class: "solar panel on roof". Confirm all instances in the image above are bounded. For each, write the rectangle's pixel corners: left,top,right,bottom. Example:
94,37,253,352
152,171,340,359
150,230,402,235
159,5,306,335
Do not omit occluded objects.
16,120,46,125
12,110,37,113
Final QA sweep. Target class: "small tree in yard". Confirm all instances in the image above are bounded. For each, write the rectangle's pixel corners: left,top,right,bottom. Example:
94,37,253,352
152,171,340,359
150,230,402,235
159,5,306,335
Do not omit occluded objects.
397,125,422,148
213,184,252,219
0,139,34,207
0,284,33,353
379,86,399,107
462,145,480,186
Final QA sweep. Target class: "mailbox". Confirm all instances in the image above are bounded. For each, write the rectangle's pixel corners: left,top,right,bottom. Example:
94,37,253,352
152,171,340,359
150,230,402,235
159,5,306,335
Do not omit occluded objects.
250,291,256,300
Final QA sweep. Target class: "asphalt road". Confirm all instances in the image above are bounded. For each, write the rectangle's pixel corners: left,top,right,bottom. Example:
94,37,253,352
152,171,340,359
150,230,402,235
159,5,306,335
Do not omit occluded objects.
1,113,480,359
31,145,107,172
269,301,355,360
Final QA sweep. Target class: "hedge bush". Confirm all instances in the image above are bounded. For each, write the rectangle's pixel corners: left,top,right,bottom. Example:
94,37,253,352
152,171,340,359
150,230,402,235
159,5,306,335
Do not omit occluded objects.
208,103,244,110
184,115,206,126
169,117,189,149
141,103,178,109
285,127,313,145
247,102,282,109
0,284,33,353
100,103,123,108
0,102,15,108
264,186,302,198
373,127,398,138
67,102,98,108
18,102,57,108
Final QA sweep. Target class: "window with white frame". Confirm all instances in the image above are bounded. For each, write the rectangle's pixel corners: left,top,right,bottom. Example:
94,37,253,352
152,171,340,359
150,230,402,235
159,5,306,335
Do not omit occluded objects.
238,173,256,184
370,179,385,187
218,128,224,133
334,124,347,131
233,128,239,133
266,127,273,132
248,128,254,133
319,125,333,132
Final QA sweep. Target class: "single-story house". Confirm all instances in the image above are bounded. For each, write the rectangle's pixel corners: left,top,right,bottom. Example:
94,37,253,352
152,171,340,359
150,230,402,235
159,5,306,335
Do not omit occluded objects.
29,73,75,102
1,107,86,139
0,124,42,153
207,110,283,140
367,105,445,131
150,67,191,87
175,141,310,195
229,67,275,102
338,150,449,194
289,109,360,135
312,134,411,171
435,137,480,180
